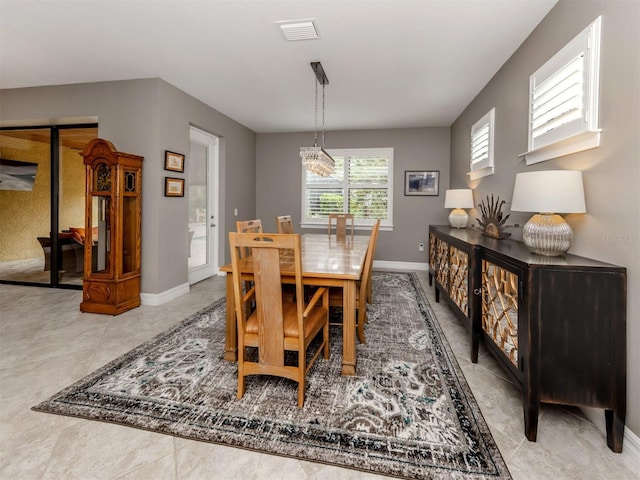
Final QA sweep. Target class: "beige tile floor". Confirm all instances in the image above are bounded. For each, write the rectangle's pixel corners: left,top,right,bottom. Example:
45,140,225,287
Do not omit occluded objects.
1,271,638,479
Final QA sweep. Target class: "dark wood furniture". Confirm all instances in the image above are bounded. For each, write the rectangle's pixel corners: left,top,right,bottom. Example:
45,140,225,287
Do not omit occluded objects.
80,139,143,315
428,225,626,453
37,235,84,273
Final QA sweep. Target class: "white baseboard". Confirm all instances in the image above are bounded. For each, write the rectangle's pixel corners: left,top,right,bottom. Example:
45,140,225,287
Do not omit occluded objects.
623,426,640,465
140,282,190,306
373,260,428,271
582,408,640,464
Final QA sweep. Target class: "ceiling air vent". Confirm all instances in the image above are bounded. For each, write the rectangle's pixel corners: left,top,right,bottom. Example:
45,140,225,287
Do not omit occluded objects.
276,19,320,41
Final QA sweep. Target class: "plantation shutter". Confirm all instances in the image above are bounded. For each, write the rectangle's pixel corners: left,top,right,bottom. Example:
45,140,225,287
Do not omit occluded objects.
469,108,495,179
302,148,393,227
526,16,601,156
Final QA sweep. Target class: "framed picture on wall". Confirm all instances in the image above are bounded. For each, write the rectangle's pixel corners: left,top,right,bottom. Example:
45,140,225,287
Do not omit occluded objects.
164,177,184,197
164,150,185,173
404,170,439,196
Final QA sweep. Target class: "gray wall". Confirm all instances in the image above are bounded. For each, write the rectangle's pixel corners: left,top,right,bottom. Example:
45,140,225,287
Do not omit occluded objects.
449,0,640,437
256,127,450,263
0,78,257,294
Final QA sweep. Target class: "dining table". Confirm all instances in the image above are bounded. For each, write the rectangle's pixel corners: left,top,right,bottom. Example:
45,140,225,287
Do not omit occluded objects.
220,233,371,376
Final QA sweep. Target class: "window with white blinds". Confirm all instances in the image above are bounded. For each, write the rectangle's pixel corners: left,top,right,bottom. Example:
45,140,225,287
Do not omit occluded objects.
523,16,601,165
302,148,393,227
468,108,495,180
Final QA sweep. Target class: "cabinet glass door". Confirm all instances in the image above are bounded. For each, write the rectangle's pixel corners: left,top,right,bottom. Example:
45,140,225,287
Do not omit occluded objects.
449,245,469,315
481,259,519,366
91,196,111,273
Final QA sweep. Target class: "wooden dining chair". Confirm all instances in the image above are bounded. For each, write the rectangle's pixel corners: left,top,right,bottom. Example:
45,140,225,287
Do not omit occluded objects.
228,232,330,408
328,213,354,240
236,219,263,258
276,215,294,234
365,219,381,304
235,219,265,309
329,219,381,344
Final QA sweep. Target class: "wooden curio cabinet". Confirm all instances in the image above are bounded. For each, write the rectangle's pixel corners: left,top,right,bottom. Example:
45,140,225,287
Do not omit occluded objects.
80,139,143,315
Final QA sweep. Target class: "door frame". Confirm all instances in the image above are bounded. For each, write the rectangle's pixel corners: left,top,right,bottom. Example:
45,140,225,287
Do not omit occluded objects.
187,126,219,285
0,123,98,290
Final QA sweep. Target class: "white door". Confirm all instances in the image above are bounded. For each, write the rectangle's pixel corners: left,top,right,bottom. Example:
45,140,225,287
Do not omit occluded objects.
188,127,219,285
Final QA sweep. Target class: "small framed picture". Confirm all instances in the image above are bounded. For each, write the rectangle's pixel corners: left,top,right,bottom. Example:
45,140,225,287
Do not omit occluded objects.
164,150,185,173
404,170,439,196
164,177,184,197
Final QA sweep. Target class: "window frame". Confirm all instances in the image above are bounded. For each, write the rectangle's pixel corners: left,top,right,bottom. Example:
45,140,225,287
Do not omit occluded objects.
468,108,495,180
521,16,602,165
300,147,393,229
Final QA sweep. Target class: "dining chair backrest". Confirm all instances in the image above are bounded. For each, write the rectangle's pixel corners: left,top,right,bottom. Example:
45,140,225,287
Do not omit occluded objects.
361,219,381,309
328,213,354,240
276,215,294,234
236,219,263,258
228,232,329,407
327,218,380,344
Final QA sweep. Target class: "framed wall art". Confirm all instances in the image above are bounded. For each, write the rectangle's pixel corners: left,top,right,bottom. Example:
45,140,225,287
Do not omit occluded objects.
404,170,439,196
164,150,185,173
164,177,184,197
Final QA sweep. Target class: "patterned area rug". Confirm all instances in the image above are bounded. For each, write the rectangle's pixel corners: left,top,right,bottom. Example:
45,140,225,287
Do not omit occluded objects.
33,272,511,479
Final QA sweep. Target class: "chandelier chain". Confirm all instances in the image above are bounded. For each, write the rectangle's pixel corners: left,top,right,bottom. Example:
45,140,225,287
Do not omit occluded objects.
299,61,335,177
314,79,319,146
322,82,326,148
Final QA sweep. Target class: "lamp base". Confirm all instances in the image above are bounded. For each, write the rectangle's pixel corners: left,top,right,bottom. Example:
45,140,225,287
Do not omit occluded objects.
448,208,469,229
522,213,573,256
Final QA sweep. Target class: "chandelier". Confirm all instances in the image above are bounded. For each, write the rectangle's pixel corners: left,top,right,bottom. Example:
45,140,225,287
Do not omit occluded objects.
300,61,335,177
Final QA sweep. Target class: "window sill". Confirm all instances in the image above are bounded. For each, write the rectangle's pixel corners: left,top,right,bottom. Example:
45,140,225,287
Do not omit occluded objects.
300,222,393,232
520,129,602,165
466,166,494,181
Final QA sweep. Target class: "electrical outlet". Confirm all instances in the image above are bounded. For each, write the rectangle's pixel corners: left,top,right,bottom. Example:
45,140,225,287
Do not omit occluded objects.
418,242,425,252
234,208,238,216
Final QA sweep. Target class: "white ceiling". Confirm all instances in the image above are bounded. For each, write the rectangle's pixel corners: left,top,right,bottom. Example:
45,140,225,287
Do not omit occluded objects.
0,0,558,133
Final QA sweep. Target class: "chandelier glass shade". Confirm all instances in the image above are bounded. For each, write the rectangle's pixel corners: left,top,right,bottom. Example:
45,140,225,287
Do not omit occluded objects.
300,62,335,177
300,146,335,176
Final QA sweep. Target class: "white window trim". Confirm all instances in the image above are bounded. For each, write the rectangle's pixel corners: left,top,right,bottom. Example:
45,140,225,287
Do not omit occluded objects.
520,16,602,165
467,108,495,180
300,147,394,229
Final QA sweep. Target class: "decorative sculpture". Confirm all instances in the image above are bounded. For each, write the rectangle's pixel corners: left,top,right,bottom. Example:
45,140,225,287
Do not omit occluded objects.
476,194,511,239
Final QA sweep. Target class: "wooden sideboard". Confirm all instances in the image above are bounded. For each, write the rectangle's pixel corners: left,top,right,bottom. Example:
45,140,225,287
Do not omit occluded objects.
428,225,626,453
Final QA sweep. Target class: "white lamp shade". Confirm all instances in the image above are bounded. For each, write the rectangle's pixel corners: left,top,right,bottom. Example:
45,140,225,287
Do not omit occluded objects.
511,170,586,214
444,189,474,209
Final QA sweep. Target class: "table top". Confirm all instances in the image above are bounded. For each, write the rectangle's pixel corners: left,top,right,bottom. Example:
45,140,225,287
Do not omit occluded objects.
220,233,371,280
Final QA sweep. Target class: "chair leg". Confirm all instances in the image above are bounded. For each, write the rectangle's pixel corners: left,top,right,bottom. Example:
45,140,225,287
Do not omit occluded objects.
237,349,246,400
323,319,330,359
237,375,245,400
357,307,366,344
298,351,305,408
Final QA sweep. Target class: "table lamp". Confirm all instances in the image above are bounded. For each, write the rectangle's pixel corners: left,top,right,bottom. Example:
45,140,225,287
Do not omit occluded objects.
510,170,586,256
444,189,474,228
